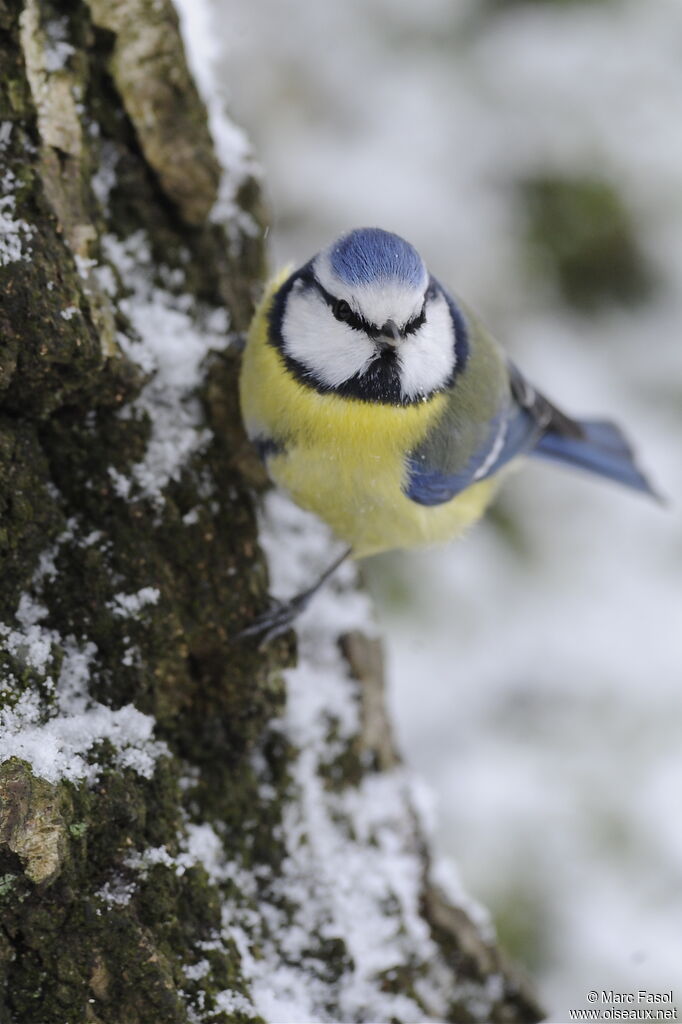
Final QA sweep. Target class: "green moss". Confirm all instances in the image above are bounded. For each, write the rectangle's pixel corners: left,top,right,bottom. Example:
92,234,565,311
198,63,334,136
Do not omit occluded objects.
522,174,654,311
1,750,269,1022
0,159,107,417
0,419,65,617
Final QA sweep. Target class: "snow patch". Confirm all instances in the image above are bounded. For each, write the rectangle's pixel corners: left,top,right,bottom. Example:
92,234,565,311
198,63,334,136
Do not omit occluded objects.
43,16,75,72
0,161,35,266
96,878,137,907
107,466,132,499
0,688,166,785
100,230,231,503
0,609,168,785
214,990,256,1016
109,587,160,618
174,0,261,239
183,959,211,982
0,622,56,676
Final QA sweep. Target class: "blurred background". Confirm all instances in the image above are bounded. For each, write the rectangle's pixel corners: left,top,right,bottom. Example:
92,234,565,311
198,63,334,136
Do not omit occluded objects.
204,0,681,1014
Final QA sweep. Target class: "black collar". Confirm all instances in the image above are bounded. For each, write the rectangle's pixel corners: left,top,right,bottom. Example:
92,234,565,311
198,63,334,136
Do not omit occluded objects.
266,263,468,407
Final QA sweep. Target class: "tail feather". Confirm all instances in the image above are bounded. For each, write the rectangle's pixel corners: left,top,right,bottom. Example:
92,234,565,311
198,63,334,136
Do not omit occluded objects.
532,418,659,499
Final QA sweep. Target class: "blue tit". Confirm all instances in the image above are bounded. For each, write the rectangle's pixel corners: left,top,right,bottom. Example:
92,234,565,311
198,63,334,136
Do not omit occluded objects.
238,227,655,637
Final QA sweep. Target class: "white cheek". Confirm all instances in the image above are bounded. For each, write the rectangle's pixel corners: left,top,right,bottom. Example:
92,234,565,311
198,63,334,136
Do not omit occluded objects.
282,289,376,388
398,292,456,400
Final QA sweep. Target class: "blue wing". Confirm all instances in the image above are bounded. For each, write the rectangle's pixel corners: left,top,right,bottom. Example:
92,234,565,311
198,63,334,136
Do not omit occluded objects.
405,361,657,506
532,418,657,497
406,403,535,506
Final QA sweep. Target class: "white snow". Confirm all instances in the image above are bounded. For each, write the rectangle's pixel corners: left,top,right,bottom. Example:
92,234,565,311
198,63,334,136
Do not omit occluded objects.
0,618,56,675
109,587,160,618
124,844,177,875
182,507,201,526
107,466,132,499
182,959,211,982
100,230,230,503
173,0,261,239
0,683,167,785
1,513,168,787
0,614,168,785
213,990,255,1016
96,878,137,907
0,160,35,266
43,17,75,73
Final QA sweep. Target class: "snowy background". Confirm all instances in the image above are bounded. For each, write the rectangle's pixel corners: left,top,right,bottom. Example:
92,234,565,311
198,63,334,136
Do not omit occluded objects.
200,0,681,1015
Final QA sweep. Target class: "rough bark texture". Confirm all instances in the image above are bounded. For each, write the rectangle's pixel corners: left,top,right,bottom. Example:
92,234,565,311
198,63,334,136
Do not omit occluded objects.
0,1,544,1021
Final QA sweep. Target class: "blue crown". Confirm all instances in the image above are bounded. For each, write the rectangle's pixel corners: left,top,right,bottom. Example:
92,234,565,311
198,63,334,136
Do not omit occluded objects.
329,228,425,288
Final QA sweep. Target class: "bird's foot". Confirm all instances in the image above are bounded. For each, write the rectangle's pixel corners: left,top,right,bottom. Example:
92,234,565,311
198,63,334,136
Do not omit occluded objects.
235,591,312,647
236,547,352,648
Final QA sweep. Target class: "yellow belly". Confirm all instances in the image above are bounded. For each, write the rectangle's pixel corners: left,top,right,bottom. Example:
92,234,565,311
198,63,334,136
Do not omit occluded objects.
268,445,497,558
240,273,499,558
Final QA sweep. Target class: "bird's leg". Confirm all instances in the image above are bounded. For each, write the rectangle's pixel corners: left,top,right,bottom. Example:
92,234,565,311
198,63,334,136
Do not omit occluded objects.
236,547,353,646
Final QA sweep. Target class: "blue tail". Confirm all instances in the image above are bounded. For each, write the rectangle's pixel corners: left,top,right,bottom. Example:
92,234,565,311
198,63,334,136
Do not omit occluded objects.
532,418,658,498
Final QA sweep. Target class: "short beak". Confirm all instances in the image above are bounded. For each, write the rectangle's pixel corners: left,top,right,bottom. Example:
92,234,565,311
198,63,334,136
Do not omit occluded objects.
380,319,402,346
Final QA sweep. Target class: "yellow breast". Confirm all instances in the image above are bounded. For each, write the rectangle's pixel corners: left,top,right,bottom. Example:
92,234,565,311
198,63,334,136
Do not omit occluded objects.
239,275,498,557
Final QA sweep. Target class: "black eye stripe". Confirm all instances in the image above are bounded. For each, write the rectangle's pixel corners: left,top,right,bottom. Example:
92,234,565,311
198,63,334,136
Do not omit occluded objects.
299,270,379,337
404,305,426,335
299,266,428,339
333,299,377,336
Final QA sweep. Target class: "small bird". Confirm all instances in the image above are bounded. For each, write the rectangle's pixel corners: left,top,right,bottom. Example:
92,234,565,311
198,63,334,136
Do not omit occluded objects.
239,227,656,640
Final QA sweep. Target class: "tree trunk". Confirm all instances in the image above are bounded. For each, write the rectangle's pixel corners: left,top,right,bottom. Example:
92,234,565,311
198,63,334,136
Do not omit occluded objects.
0,1,544,1020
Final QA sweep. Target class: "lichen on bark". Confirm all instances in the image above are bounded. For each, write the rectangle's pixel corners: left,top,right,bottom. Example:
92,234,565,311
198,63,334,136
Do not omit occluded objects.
0,1,544,1021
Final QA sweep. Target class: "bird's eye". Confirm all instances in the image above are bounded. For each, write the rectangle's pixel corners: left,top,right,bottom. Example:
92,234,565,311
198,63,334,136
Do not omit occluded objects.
332,299,352,322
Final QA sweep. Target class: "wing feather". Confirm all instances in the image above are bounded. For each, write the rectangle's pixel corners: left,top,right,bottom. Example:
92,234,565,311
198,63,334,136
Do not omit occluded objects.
404,344,656,505
404,308,547,506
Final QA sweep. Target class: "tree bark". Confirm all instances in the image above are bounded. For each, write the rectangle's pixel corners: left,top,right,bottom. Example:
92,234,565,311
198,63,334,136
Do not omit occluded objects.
0,1,544,1021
